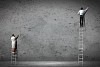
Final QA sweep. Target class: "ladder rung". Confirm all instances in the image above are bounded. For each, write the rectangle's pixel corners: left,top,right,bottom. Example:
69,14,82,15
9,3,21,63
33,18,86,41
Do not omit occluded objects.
78,54,83,55
78,57,83,59
79,28,83,30
11,58,16,59
12,58,15,59
12,57,16,58
79,51,83,52
79,36,83,38
79,32,83,33
79,46,83,48
78,60,83,62
79,51,83,53
79,39,83,40
78,60,83,61
78,44,83,46
78,58,83,59
78,61,83,63
79,40,83,42
79,33,83,35
79,42,83,43
79,38,83,39
79,45,83,47
79,48,83,50
79,41,83,43
79,34,83,36
79,50,83,52
79,49,83,51
79,31,83,33
79,43,83,45
79,49,83,52
12,55,16,56
11,61,16,62
79,43,83,44
78,53,83,55
12,56,17,58
79,45,83,46
78,55,83,58
79,28,84,31
79,39,83,41
12,55,16,57
11,59,16,60
78,58,83,60
79,44,83,46
78,59,83,61
78,56,83,58
79,35,83,36
78,45,83,47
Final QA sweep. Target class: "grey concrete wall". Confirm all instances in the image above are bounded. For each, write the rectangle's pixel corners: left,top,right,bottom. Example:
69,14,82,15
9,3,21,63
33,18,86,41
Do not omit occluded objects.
0,0,100,61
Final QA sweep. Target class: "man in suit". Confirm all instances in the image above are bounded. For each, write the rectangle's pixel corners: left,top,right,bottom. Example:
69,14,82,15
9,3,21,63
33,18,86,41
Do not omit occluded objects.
11,34,19,55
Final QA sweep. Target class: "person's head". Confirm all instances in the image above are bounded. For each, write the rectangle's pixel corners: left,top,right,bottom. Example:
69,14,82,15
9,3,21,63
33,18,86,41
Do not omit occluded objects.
12,34,15,37
80,7,83,10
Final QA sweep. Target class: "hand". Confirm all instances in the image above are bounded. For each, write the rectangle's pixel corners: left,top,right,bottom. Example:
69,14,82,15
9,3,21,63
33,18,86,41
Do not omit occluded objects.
87,7,89,9
17,35,19,37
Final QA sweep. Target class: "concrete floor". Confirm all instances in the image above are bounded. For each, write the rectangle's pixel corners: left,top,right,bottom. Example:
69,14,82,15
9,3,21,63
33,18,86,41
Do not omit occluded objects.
0,61,100,67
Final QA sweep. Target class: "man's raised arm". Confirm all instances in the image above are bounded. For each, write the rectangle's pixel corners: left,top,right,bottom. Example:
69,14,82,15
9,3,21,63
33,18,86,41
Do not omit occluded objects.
85,7,89,12
15,35,19,39
77,10,80,15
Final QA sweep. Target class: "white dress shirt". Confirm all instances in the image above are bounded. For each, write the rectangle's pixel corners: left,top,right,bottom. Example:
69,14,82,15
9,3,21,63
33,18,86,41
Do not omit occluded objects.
11,36,16,48
78,8,88,16
78,10,86,15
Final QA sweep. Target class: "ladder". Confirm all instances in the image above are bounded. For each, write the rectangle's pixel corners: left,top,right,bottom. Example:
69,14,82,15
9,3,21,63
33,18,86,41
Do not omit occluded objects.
11,50,18,64
0,52,3,60
78,28,84,65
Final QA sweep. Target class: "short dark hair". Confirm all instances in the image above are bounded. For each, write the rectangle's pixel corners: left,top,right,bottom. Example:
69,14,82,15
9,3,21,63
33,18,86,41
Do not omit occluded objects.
12,34,15,36
81,7,83,10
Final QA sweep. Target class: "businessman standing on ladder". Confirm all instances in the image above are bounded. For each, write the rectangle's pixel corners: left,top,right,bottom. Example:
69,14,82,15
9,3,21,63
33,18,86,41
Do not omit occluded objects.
78,7,89,27
11,34,19,55
11,34,19,64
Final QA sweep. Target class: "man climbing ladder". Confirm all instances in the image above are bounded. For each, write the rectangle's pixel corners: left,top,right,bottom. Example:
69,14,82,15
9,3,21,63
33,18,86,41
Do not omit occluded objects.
78,7,89,27
77,7,89,65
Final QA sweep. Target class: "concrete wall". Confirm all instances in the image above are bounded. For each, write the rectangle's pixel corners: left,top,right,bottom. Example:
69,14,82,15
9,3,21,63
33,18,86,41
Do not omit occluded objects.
0,0,100,61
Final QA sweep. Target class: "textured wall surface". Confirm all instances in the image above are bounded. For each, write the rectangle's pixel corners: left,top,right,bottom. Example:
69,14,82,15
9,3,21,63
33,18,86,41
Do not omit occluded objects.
0,0,100,61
